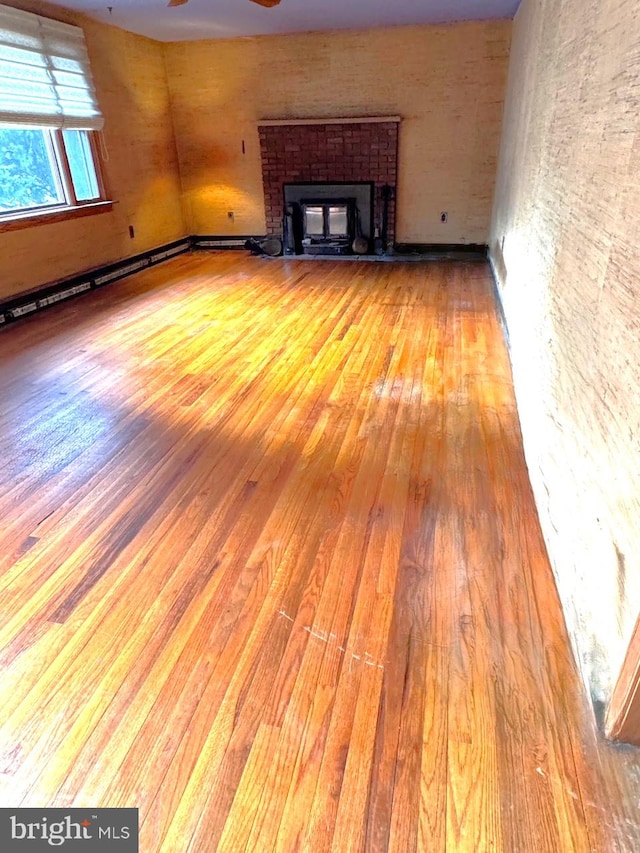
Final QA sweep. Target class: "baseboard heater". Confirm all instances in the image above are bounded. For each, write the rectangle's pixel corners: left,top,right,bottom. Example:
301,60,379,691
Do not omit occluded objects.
191,235,267,250
0,238,191,327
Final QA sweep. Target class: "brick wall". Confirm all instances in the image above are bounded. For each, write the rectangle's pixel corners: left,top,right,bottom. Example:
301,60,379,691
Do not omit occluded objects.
258,121,398,244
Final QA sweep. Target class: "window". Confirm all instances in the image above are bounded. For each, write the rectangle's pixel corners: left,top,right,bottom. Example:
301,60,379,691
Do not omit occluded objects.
63,129,100,201
0,126,104,216
0,4,107,223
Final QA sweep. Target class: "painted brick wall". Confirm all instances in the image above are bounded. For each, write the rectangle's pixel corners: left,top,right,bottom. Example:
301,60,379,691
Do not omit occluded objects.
490,0,640,706
259,122,398,243
164,22,511,243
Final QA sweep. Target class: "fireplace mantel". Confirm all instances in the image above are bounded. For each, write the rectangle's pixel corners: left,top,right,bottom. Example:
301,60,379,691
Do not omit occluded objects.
257,116,401,127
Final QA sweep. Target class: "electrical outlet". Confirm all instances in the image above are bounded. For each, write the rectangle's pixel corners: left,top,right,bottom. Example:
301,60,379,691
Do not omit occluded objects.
128,225,135,239
227,211,235,222
440,212,448,223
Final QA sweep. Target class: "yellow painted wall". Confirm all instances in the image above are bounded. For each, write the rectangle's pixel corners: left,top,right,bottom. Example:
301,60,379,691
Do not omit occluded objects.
490,0,640,704
0,0,186,301
164,22,511,243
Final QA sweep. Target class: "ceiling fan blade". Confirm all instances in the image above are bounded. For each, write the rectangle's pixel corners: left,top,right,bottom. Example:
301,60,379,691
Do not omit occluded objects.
167,0,188,6
249,0,282,7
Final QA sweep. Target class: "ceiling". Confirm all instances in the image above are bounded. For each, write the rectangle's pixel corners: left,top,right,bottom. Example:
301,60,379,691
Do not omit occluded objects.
52,0,521,43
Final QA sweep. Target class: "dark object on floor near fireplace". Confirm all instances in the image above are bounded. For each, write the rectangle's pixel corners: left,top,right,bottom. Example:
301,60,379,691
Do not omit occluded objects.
244,237,283,257
380,183,393,251
352,205,369,255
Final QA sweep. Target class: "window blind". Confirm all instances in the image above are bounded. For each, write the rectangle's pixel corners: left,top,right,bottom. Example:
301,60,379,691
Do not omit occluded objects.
0,4,104,130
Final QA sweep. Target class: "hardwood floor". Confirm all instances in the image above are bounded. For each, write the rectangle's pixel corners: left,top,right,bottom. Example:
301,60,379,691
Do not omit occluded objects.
0,252,638,851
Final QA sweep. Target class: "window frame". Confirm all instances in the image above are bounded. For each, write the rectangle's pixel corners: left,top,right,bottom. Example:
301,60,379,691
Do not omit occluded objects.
0,125,111,229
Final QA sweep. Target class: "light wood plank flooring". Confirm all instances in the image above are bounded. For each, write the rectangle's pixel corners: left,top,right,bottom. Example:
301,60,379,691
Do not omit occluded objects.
0,252,639,851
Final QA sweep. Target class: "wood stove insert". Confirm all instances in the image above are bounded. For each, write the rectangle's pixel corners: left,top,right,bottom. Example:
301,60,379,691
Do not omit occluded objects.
300,198,354,255
283,182,373,256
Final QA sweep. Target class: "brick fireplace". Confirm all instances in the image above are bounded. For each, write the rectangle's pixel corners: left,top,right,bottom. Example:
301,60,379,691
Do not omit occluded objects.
258,117,399,253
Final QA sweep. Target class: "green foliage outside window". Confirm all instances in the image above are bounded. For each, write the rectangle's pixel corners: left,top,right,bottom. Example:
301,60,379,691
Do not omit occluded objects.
0,127,62,213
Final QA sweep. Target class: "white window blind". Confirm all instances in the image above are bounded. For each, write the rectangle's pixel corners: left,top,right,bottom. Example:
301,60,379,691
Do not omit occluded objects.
0,4,104,130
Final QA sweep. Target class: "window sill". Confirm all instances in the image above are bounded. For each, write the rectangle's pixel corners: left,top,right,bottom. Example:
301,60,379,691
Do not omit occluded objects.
0,201,113,234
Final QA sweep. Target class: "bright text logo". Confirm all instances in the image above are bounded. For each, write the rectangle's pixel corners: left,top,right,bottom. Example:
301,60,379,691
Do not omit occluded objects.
0,809,138,851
